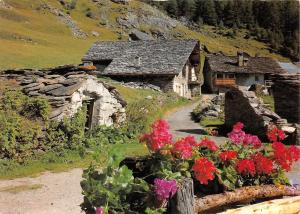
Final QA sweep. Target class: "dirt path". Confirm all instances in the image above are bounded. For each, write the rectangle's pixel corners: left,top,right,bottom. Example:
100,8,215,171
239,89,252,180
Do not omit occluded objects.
0,169,83,214
166,97,227,145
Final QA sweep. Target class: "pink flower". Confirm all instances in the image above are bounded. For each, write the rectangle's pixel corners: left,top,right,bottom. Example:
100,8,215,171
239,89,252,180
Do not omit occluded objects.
154,178,177,201
96,207,103,214
140,120,173,151
243,134,262,148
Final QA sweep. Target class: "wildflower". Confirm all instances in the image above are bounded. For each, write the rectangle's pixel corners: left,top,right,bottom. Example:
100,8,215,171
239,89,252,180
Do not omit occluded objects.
272,142,293,172
140,120,172,151
219,150,237,162
267,127,286,142
192,157,216,185
172,137,193,159
96,207,103,214
199,138,219,151
236,159,256,176
252,153,273,175
154,178,177,201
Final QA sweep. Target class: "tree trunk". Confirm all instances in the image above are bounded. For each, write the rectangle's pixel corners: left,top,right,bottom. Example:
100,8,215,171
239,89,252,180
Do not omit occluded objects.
194,184,300,213
168,178,195,214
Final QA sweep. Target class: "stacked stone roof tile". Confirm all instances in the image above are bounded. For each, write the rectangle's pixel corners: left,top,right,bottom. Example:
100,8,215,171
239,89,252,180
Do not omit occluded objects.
82,39,199,75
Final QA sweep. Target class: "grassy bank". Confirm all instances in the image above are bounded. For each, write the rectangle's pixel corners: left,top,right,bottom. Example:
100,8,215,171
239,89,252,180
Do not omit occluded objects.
0,143,148,180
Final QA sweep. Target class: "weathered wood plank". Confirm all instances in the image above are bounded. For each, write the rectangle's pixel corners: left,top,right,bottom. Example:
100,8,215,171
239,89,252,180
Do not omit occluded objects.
220,195,300,214
168,178,195,214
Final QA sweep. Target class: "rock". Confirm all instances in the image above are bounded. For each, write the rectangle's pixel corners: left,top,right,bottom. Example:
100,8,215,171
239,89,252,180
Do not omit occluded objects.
272,74,300,124
22,82,40,89
146,95,153,100
225,87,282,139
111,0,130,4
23,83,45,93
0,0,11,9
59,78,79,86
47,82,83,96
39,84,63,93
129,29,154,41
49,107,64,119
44,75,62,79
91,31,100,37
205,110,219,118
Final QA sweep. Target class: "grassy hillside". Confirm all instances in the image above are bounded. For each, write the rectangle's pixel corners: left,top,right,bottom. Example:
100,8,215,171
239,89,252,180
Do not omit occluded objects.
0,0,288,69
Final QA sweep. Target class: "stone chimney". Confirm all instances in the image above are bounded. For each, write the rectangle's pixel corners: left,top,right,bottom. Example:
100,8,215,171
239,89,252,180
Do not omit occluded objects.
237,51,244,67
237,51,248,66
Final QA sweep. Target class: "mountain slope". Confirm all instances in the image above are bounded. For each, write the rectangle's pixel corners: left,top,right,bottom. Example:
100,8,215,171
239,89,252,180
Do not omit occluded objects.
0,0,288,69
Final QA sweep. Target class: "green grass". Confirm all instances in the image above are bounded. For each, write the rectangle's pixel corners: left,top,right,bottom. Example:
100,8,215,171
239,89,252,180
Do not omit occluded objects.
0,184,43,193
200,117,224,127
0,143,148,180
0,0,289,70
260,95,275,112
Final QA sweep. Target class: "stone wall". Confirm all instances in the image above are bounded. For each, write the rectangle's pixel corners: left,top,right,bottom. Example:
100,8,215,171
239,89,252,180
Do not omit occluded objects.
225,87,281,139
272,74,300,124
0,65,126,127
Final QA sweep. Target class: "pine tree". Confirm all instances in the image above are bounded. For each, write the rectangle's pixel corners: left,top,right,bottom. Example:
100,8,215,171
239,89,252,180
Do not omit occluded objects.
165,0,178,17
181,0,195,20
201,0,218,26
223,0,235,27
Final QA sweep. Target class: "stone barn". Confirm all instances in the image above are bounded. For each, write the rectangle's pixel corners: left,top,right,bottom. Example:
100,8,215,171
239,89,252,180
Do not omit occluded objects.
82,40,203,98
0,65,126,128
203,52,286,93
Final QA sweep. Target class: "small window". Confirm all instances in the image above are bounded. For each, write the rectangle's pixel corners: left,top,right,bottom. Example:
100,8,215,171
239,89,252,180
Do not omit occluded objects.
255,75,259,81
227,74,235,79
217,73,223,79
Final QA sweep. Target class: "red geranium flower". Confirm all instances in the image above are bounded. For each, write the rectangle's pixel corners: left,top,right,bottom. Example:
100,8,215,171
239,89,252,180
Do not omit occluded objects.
252,153,273,175
267,127,286,142
219,150,237,162
236,159,256,176
192,157,216,185
233,122,244,131
140,120,172,152
272,142,293,172
289,146,300,162
199,138,219,151
171,137,193,159
183,135,198,147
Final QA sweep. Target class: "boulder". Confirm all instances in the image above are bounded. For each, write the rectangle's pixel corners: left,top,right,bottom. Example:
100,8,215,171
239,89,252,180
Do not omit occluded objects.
129,29,154,41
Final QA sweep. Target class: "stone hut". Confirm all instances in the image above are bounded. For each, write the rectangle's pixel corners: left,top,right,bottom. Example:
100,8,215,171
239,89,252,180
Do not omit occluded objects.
0,65,126,128
82,40,203,98
203,52,286,93
271,73,300,124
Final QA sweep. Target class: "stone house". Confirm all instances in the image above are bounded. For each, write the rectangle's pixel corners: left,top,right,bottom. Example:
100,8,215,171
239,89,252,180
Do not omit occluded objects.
82,40,203,98
203,52,286,93
0,65,126,128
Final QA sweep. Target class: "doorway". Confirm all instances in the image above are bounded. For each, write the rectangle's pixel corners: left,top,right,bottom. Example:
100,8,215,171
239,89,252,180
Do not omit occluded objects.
83,99,95,129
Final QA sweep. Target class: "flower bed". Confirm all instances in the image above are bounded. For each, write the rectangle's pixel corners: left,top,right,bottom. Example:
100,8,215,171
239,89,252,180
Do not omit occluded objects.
81,120,300,214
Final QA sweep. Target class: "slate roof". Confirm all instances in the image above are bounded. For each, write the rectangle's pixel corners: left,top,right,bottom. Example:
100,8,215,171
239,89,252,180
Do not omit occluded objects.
206,53,286,74
82,40,199,75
